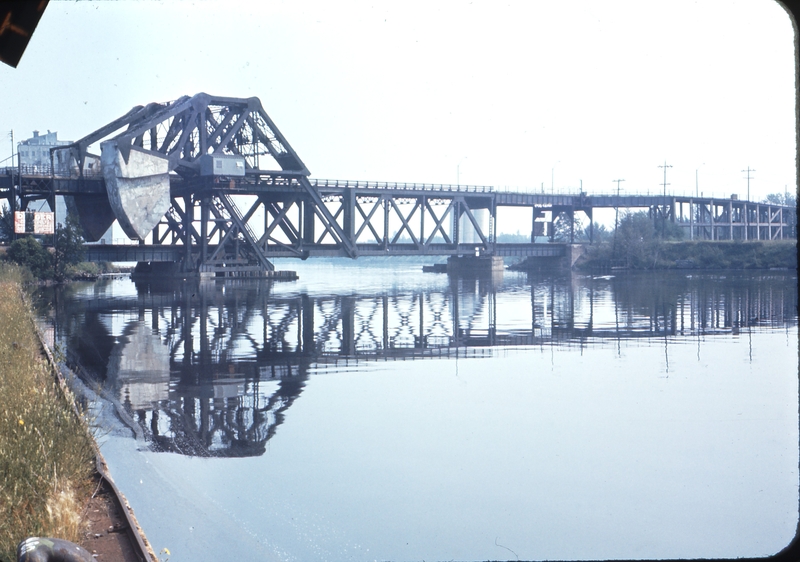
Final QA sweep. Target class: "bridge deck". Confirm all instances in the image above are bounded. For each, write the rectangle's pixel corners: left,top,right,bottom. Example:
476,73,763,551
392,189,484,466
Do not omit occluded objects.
84,242,565,262
1,168,791,210
3,166,793,270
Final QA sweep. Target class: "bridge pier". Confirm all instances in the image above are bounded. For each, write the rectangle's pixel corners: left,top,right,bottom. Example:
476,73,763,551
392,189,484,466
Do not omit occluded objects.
509,244,585,271
446,255,504,276
130,260,298,281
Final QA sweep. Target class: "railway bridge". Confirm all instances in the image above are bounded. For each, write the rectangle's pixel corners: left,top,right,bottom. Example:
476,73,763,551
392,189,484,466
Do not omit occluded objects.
1,93,794,277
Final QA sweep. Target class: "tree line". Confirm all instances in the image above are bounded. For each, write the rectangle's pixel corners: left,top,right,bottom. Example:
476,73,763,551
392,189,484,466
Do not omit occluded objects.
551,191,796,269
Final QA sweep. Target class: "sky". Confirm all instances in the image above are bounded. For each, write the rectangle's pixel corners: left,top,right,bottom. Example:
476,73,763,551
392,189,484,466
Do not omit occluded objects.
0,0,796,232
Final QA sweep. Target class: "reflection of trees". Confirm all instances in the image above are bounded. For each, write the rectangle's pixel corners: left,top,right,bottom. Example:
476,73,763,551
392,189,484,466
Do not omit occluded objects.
608,272,797,335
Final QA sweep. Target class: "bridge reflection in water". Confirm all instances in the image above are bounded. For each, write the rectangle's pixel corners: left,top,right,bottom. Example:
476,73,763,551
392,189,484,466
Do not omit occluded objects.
45,271,796,458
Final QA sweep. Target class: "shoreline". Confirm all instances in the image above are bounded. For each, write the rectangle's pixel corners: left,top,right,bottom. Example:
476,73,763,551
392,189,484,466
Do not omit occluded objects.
30,314,156,562
0,276,156,562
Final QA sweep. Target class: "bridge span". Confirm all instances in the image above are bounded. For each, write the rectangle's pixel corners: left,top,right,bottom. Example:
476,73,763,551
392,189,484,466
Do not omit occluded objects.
1,93,794,277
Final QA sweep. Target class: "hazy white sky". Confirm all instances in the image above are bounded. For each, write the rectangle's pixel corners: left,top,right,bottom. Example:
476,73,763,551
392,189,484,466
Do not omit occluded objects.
1,0,796,207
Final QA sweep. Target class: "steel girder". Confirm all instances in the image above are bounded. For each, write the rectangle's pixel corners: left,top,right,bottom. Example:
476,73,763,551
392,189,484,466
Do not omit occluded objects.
310,190,492,253
48,93,357,269
140,184,497,267
55,93,309,177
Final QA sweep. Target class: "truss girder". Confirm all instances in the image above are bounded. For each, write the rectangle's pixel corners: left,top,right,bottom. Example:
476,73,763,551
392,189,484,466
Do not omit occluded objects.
297,176,358,257
141,186,502,268
354,197,384,244
389,198,421,246
218,194,274,271
56,93,309,180
424,199,454,245
24,92,792,274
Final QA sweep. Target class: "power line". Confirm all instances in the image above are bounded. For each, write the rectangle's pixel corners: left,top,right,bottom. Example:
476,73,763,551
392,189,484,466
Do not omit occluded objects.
657,161,672,238
658,160,672,197
612,178,624,255
741,166,755,202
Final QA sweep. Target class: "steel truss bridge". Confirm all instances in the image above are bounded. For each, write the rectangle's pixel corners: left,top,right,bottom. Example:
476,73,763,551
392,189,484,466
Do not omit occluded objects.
1,93,794,276
52,273,796,457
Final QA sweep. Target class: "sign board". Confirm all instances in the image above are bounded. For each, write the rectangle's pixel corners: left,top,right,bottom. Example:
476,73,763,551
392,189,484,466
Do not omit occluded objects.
14,211,25,234
33,212,54,234
12,211,55,234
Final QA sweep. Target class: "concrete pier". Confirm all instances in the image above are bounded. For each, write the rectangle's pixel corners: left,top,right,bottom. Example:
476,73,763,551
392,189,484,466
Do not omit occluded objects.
447,255,504,276
508,244,585,271
130,261,298,281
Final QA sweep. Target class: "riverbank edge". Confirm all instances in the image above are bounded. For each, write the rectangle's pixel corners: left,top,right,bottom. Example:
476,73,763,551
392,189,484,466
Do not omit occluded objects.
510,240,797,271
24,290,158,562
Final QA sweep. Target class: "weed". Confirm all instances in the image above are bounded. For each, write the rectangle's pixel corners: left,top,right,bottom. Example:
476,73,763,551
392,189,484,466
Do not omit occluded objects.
0,265,95,561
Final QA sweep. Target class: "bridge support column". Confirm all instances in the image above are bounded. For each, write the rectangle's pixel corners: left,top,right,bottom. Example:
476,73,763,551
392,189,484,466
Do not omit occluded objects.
383,197,390,250
343,188,355,242
302,199,316,246
586,208,593,243
531,208,544,242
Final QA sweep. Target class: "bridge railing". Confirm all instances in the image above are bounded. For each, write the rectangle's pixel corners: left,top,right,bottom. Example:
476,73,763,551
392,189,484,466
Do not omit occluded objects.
311,178,495,193
1,165,103,178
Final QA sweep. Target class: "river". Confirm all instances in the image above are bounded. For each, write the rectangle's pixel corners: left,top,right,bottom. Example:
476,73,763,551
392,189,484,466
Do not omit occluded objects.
35,260,798,561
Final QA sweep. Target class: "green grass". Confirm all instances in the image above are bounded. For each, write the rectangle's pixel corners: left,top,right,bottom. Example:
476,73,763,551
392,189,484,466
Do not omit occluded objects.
0,264,96,561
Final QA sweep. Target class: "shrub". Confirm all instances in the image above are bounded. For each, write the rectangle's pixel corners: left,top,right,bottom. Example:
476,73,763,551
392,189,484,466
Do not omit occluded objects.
4,237,53,280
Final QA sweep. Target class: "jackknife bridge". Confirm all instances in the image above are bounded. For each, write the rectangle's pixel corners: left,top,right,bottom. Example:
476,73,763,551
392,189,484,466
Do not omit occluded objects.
0,93,793,277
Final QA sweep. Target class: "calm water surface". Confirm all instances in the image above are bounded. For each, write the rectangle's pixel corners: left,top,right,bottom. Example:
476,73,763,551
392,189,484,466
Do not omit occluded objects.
37,260,798,561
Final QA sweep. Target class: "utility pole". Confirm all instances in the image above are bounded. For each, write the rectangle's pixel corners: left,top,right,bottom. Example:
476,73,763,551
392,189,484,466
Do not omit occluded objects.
457,156,467,186
741,167,755,240
695,163,704,198
741,166,755,202
658,161,672,238
612,179,625,256
551,161,560,194
659,160,672,197
8,130,16,240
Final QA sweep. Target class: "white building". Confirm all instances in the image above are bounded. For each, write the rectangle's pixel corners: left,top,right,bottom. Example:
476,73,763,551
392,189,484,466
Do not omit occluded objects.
17,130,125,243
17,130,70,174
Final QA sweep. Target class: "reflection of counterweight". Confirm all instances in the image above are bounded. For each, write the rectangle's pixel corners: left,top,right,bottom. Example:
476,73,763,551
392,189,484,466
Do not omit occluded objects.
107,320,170,410
137,361,310,457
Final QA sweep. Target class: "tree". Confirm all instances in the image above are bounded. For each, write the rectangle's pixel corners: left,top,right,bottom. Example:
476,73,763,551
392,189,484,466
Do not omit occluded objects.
587,222,611,243
613,211,657,268
5,236,53,279
53,214,85,281
764,192,796,207
552,213,586,243
0,204,14,243
658,217,685,240
764,192,797,238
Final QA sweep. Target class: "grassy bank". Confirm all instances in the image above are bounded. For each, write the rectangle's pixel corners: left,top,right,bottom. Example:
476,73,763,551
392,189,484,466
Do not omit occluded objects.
576,240,797,270
0,264,96,562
